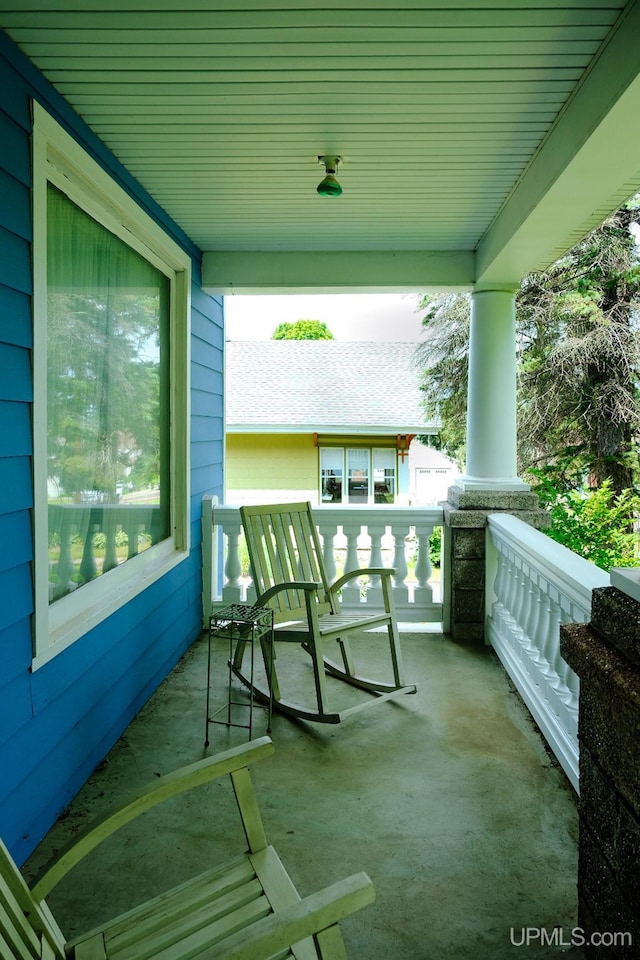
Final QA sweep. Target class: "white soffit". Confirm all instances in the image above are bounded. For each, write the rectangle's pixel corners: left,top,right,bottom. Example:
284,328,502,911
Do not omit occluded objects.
1,0,639,290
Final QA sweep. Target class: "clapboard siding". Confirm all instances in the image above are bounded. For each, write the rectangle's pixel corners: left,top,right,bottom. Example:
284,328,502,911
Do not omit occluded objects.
0,114,30,187
0,638,31,724
0,342,31,402
0,31,224,864
0,401,32,457
1,574,201,843
0,284,32,349
190,285,224,515
0,457,32,513
0,169,31,241
0,226,31,294
0,564,33,633
0,511,32,573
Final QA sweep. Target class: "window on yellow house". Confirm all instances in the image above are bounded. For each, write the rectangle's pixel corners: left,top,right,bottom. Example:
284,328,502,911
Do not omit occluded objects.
320,447,396,504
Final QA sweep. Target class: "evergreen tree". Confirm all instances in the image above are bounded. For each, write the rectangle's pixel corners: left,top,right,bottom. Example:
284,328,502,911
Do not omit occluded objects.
413,293,469,467
414,202,640,495
517,205,640,493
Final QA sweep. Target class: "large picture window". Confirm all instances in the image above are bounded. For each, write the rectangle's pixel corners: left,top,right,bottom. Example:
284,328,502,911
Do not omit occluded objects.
32,104,191,666
47,185,171,602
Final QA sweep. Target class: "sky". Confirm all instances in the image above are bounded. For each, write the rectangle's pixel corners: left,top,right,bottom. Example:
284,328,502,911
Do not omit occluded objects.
223,293,427,342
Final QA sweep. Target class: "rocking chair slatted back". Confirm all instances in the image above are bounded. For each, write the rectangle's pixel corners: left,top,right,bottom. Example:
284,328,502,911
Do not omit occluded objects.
241,502,335,623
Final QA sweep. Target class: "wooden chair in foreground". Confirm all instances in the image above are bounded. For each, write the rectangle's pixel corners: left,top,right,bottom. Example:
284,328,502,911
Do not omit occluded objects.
233,501,417,724
2,737,374,960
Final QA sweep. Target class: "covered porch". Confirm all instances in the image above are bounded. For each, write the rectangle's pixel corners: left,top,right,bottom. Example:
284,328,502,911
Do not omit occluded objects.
2,3,640,955
23,626,580,960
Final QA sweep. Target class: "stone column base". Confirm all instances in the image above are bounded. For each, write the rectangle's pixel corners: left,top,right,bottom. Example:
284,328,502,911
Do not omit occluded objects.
561,587,640,959
442,487,547,644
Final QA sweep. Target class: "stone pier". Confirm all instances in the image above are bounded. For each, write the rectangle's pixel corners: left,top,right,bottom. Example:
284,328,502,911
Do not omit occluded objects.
561,585,640,959
442,487,547,643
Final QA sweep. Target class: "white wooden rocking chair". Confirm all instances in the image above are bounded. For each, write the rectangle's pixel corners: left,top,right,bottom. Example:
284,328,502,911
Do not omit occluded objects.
2,737,374,960
231,501,417,724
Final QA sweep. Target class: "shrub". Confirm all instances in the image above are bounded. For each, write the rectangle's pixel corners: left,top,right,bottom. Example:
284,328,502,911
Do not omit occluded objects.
429,526,442,568
533,475,640,570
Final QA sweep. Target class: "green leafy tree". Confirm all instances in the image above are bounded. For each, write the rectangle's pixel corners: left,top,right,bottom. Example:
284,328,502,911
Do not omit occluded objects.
272,319,334,340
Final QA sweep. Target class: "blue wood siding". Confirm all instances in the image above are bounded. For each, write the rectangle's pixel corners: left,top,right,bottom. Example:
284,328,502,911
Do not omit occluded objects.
0,30,224,864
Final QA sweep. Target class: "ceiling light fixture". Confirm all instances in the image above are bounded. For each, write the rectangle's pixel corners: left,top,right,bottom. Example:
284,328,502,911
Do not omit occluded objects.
316,155,342,197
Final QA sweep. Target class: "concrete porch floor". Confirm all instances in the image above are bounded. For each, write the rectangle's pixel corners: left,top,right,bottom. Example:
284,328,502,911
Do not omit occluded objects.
23,629,581,959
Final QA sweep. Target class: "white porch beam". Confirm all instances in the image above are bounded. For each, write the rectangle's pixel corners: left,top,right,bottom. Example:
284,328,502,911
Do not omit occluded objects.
475,0,640,289
201,250,474,295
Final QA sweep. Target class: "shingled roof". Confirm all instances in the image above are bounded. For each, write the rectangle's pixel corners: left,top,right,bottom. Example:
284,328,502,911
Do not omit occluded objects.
225,340,435,434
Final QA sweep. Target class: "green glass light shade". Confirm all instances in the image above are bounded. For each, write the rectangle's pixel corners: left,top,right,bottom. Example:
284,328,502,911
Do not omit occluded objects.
317,174,342,197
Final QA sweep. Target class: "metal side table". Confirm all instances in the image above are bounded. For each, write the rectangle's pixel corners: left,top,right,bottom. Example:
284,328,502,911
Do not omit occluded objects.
204,602,274,745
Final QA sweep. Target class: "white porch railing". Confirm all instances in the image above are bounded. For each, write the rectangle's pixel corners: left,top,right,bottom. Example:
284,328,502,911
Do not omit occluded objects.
486,513,610,792
202,496,612,791
202,497,444,625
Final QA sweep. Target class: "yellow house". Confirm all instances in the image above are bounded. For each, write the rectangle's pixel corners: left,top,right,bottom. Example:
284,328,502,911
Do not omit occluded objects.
224,339,447,505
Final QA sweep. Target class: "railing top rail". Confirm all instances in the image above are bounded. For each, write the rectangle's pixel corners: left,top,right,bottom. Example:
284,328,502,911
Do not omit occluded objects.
488,511,610,607
211,502,444,524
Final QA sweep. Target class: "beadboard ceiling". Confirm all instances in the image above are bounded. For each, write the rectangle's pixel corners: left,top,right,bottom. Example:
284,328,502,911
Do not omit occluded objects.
2,1,640,292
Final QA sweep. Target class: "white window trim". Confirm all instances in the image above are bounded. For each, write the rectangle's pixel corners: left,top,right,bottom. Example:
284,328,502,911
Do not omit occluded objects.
31,102,192,670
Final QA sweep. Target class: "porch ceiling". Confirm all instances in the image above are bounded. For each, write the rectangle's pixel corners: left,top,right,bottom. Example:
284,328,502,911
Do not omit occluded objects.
3,1,640,293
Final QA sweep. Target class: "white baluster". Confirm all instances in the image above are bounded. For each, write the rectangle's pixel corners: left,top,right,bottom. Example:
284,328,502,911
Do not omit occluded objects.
523,571,544,679
560,603,583,724
563,663,580,726
223,520,243,603
513,560,530,636
492,540,507,608
340,522,362,608
556,603,575,700
413,522,434,610
414,528,432,588
491,542,510,640
365,522,386,609
317,520,337,584
502,548,519,622
343,523,360,574
541,594,564,702
528,576,550,673
391,526,409,587
391,523,409,611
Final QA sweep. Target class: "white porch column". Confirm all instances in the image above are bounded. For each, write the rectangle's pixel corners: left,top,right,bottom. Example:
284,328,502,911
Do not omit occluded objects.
458,288,529,491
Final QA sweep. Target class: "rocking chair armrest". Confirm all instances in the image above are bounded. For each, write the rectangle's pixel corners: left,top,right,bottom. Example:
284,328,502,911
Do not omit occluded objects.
211,871,375,960
330,567,396,593
30,737,275,903
258,580,322,606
